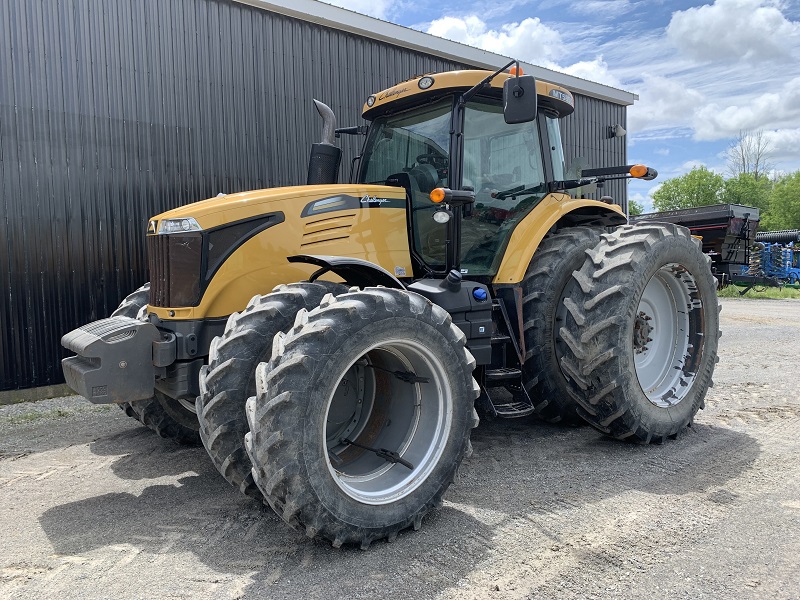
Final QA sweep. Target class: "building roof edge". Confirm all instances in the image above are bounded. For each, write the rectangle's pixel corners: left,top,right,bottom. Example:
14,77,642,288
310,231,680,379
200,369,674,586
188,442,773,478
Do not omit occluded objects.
233,0,638,106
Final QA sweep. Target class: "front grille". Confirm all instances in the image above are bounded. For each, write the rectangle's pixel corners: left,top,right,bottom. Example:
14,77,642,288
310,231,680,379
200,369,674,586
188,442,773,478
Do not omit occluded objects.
147,233,203,307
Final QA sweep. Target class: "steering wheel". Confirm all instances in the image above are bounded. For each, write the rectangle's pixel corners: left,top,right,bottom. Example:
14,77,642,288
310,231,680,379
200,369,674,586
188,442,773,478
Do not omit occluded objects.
415,153,449,179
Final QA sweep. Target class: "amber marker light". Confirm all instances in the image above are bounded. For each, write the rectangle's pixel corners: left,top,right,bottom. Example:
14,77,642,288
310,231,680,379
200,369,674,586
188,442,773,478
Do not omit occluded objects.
430,188,446,203
509,66,523,76
630,165,648,178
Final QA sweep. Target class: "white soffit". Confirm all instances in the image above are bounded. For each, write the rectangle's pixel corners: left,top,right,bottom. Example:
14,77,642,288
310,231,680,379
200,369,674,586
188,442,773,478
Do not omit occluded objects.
233,0,638,106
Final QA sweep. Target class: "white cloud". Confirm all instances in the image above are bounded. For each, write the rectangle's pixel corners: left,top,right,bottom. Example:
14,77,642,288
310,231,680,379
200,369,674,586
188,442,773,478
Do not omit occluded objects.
415,3,800,175
627,190,654,212
666,0,800,63
763,128,800,164
562,57,624,89
321,0,397,20
537,0,642,19
425,15,563,65
693,77,800,140
627,76,705,133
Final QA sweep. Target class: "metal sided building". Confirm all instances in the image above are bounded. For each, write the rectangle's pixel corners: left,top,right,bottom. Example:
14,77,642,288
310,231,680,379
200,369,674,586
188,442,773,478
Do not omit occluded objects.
0,0,637,391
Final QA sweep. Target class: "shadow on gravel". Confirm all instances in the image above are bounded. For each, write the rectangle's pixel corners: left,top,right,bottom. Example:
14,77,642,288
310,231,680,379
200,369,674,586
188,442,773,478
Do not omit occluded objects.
451,416,761,513
39,427,495,599
37,410,758,599
89,427,211,481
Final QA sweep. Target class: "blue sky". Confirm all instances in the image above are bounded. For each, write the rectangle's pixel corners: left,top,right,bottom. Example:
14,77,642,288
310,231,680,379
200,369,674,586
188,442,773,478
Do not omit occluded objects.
326,0,800,211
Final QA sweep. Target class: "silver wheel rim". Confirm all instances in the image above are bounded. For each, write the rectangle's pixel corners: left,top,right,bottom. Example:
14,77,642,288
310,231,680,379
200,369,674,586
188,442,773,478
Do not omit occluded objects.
634,263,703,408
177,398,197,413
324,339,453,505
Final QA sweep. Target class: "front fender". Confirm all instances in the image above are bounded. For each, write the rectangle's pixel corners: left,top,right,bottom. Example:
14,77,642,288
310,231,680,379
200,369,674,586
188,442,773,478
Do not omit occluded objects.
288,255,406,289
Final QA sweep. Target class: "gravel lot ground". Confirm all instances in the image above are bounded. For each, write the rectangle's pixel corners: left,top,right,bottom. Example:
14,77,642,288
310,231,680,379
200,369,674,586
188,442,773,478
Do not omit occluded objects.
1,297,799,599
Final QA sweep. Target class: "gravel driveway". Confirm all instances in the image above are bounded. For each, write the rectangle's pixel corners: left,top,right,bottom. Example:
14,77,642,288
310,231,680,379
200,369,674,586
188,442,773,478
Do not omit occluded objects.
1,297,798,599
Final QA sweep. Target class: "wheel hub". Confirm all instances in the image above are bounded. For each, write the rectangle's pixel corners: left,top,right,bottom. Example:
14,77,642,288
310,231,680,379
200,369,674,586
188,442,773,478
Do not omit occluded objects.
323,340,452,505
633,310,653,354
325,364,368,447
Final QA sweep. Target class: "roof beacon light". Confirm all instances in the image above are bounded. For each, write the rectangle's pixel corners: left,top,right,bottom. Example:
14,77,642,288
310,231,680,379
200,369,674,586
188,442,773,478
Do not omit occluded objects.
509,66,523,76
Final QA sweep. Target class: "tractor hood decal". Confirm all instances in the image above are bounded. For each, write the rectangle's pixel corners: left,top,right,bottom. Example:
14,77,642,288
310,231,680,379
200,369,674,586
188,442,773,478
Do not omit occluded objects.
301,194,405,217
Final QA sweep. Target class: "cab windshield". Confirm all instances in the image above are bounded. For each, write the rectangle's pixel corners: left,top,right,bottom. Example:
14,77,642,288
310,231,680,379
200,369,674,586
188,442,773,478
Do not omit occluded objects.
358,97,548,276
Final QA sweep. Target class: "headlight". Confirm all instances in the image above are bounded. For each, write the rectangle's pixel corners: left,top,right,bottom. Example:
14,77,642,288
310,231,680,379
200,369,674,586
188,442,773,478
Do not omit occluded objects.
158,218,203,234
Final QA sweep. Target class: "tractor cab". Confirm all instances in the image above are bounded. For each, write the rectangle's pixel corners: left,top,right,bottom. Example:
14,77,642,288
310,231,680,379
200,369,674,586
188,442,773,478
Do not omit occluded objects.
354,68,575,279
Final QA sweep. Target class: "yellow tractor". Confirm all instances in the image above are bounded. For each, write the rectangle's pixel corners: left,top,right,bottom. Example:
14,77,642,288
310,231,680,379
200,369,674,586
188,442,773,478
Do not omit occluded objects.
61,63,720,548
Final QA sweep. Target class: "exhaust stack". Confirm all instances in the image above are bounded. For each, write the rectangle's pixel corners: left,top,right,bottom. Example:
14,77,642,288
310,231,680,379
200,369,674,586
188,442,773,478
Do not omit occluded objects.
307,99,342,185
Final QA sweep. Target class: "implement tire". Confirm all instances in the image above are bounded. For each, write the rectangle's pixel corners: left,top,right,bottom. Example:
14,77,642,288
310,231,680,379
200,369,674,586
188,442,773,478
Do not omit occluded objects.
111,283,200,445
197,281,349,499
521,226,601,423
245,288,480,548
559,223,720,443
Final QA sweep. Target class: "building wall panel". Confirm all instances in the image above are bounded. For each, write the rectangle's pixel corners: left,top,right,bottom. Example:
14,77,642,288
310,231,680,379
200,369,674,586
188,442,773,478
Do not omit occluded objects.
0,0,626,390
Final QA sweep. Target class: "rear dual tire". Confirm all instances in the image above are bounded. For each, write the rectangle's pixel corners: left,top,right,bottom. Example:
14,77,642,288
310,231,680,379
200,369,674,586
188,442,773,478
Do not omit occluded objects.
521,226,602,423
559,223,720,443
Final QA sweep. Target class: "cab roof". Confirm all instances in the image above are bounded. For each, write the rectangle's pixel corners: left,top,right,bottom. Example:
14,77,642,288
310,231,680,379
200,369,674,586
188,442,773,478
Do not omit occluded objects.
362,70,575,121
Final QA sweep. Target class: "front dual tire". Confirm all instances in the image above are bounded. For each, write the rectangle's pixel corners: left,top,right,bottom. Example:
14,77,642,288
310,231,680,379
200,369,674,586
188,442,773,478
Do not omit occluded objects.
244,288,480,548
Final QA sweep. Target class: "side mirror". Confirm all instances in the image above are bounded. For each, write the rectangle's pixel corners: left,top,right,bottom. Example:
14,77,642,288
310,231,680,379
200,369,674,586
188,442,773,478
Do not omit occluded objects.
503,75,538,124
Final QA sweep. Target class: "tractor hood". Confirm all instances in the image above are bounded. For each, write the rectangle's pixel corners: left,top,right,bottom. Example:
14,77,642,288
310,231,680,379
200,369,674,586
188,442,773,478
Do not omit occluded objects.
149,184,406,232
144,182,412,319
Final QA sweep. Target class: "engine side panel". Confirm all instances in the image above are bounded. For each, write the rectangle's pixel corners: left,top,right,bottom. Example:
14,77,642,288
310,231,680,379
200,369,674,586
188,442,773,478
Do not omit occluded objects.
147,185,412,319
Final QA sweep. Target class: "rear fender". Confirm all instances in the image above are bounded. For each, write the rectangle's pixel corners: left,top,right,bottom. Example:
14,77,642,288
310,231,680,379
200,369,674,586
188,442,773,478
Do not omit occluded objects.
493,196,626,284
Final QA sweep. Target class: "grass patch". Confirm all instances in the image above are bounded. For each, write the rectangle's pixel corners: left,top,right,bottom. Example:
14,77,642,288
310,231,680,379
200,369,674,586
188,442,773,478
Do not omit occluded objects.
718,285,800,299
1,408,74,425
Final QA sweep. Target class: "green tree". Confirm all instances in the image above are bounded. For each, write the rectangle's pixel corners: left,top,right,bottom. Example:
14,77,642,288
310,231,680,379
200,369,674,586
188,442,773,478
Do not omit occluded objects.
722,172,772,212
763,171,800,230
628,198,644,216
652,166,724,211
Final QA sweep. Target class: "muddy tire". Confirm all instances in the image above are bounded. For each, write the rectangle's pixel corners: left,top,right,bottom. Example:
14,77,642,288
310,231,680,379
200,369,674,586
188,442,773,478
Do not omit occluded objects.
245,288,480,548
521,226,601,423
197,281,349,499
110,282,200,445
132,394,201,445
560,223,720,443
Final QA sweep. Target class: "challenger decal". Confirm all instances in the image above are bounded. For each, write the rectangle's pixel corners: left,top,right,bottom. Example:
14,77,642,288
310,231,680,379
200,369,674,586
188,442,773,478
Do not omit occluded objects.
301,195,405,217
360,195,391,205
377,87,409,101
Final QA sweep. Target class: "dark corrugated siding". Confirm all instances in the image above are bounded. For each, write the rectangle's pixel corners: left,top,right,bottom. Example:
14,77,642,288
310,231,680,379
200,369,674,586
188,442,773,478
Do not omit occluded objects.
0,0,464,390
560,93,628,208
0,0,626,390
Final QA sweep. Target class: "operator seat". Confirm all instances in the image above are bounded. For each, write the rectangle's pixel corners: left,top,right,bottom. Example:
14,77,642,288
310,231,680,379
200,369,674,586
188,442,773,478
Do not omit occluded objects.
408,163,446,264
